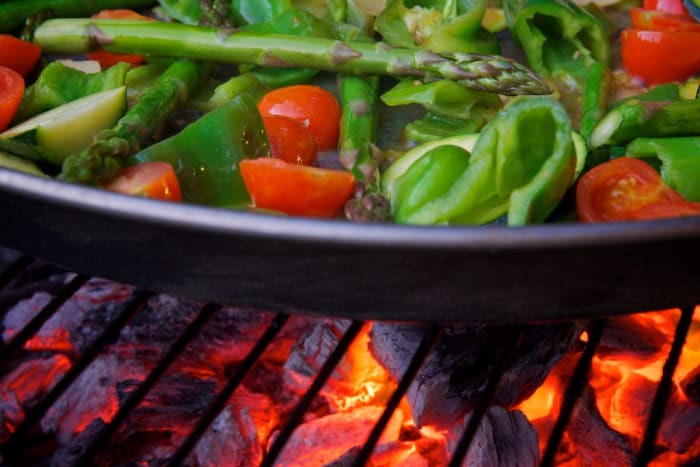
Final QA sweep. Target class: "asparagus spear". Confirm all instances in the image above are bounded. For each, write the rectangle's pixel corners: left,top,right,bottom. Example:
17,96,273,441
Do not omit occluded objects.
59,59,205,185
0,0,156,33
34,18,551,96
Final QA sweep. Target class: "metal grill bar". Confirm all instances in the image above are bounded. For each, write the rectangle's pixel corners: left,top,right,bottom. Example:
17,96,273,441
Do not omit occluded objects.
448,326,524,467
0,255,32,291
540,319,606,467
0,274,88,363
351,325,441,467
634,305,696,467
260,320,364,467
72,302,221,467
166,312,290,467
1,289,153,454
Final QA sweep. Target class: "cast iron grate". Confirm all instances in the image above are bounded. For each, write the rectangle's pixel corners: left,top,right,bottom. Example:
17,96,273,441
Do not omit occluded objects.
0,252,695,467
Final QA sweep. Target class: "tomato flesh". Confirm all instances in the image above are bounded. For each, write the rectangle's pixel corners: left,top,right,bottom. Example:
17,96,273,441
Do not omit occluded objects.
262,115,317,165
0,66,25,132
621,28,700,84
106,162,182,201
240,158,355,218
0,35,41,77
257,85,341,151
644,0,692,16
576,157,700,222
630,7,700,32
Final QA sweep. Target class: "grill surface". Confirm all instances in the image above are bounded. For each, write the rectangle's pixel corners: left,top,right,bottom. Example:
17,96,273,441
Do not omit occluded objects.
0,249,696,467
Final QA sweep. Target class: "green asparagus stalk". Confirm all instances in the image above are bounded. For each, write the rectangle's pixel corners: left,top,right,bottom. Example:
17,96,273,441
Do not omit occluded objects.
338,75,390,222
59,59,205,185
0,0,156,33
34,18,551,96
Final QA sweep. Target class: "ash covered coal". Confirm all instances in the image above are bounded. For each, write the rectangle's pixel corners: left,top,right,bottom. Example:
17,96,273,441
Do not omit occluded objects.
369,322,583,428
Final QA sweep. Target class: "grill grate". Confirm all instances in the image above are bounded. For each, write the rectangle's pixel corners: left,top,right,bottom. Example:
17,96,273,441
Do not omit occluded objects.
0,252,696,467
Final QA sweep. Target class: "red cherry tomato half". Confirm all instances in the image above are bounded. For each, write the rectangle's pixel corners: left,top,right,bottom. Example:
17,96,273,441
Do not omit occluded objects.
85,9,154,68
257,84,341,151
630,7,700,32
0,66,25,132
0,35,41,77
105,162,182,201
262,115,317,165
621,28,700,85
576,157,700,222
240,158,355,218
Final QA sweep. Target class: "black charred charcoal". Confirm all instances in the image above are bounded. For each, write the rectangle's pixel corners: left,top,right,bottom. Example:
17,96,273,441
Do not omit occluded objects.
597,315,670,357
660,382,700,453
50,418,106,467
566,386,635,466
681,365,700,406
446,407,540,467
369,322,582,428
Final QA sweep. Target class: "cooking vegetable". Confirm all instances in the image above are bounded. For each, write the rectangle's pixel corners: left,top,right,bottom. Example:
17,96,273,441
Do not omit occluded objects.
0,67,24,133
576,157,700,222
374,0,499,55
105,161,181,201
60,59,204,184
589,97,700,148
621,29,700,85
0,86,126,165
580,62,613,140
629,7,700,32
0,0,157,33
685,0,700,21
0,150,46,177
645,0,692,16
387,96,577,225
33,18,552,96
262,115,317,165
0,35,41,77
130,91,269,207
14,60,130,122
626,136,700,201
258,85,341,151
240,158,355,218
85,9,154,69
157,0,202,24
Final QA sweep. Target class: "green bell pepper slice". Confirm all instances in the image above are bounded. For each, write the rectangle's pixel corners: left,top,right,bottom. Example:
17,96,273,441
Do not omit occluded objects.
130,91,270,207
387,96,577,225
626,136,700,202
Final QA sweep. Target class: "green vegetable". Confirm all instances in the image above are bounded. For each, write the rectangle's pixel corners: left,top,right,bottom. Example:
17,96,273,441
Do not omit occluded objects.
375,0,499,54
130,91,270,206
34,18,551,96
157,0,201,24
405,113,487,143
386,96,576,225
0,0,156,33
14,61,129,123
192,73,266,112
579,61,612,140
60,59,205,184
589,98,700,149
626,136,700,202
0,151,47,177
232,0,292,26
0,87,127,165
611,83,680,109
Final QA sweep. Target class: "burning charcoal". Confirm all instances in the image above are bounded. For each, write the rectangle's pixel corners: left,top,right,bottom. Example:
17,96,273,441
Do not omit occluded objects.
446,407,539,467
0,355,71,442
370,322,582,428
42,353,146,443
0,262,74,314
660,385,700,453
189,387,275,467
274,405,403,466
681,365,700,406
327,440,440,467
597,315,670,357
50,418,106,467
283,319,351,394
567,386,635,466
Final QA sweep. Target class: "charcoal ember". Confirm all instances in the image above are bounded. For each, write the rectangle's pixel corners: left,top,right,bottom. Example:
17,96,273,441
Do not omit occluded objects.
262,314,326,367
0,355,71,442
114,375,217,436
189,387,274,467
42,353,146,443
0,262,74,313
282,319,352,395
681,365,700,405
597,315,670,357
3,278,135,353
370,322,581,428
50,418,106,467
326,440,440,467
660,384,700,453
446,407,539,467
567,386,635,466
274,405,403,466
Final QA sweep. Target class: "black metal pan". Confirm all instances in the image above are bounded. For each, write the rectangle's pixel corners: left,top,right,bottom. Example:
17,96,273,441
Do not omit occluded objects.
1,167,699,323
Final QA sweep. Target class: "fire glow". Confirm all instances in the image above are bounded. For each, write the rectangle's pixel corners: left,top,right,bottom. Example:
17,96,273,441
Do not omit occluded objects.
0,273,699,466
